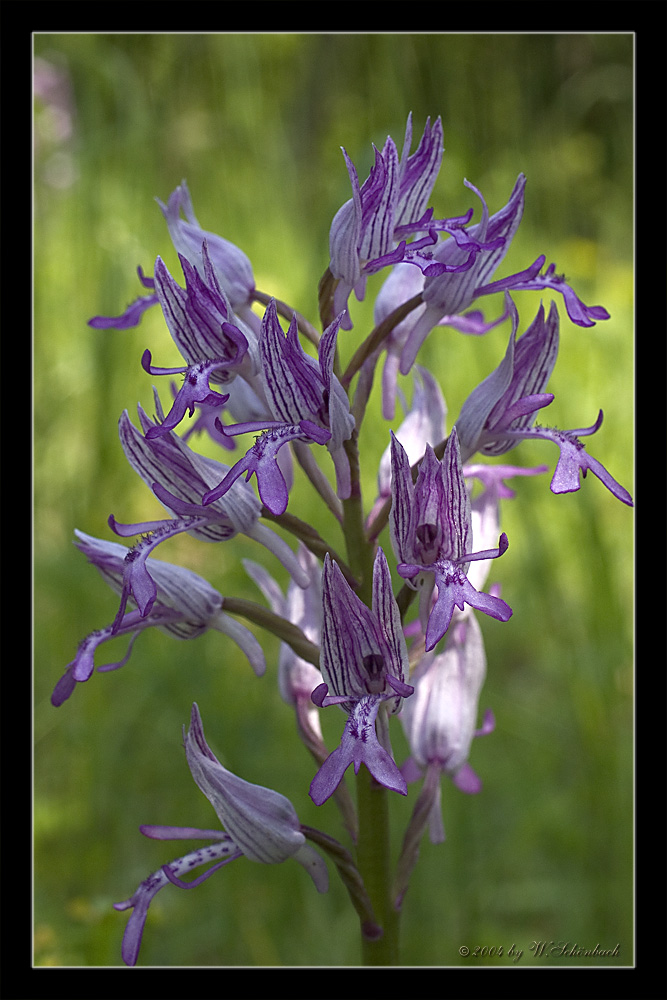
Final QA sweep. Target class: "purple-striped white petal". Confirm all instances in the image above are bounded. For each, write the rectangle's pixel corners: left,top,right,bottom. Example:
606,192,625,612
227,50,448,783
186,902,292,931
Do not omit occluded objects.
184,704,327,892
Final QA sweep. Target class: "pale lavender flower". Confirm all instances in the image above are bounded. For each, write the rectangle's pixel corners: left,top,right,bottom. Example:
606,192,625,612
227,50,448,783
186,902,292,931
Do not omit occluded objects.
201,300,355,515
456,295,557,462
157,181,257,319
518,410,634,505
309,549,413,805
90,236,263,444
372,261,510,420
396,175,526,374
329,114,441,325
390,429,512,651
114,703,328,965
51,533,265,706
401,613,494,844
456,298,633,506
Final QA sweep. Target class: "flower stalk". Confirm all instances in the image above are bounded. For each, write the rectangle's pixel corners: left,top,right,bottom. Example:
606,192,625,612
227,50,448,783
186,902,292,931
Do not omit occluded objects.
58,111,632,968
339,429,402,963
356,765,399,964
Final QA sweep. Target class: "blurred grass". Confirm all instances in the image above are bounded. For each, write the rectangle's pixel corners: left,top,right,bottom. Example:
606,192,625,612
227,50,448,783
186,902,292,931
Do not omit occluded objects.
34,34,633,967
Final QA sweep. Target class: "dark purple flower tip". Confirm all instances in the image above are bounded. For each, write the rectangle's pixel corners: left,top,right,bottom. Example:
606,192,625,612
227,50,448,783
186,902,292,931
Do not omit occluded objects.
361,921,384,941
51,669,77,707
137,265,155,289
140,348,187,377
89,292,158,330
386,674,414,699
298,419,332,446
311,682,329,708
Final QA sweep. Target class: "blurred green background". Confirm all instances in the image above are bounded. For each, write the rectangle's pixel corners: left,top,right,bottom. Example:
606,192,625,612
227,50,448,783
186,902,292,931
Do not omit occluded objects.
34,33,633,968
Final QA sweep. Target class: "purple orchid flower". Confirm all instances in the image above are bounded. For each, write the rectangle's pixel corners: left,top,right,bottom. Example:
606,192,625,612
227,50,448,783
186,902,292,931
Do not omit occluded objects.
309,548,414,806
456,294,558,461
89,180,257,333
390,428,512,651
394,175,609,379
401,613,494,844
51,533,266,706
456,298,633,506
138,241,262,435
329,114,492,329
114,703,328,966
106,393,311,626
329,114,442,327
201,299,355,516
396,174,526,374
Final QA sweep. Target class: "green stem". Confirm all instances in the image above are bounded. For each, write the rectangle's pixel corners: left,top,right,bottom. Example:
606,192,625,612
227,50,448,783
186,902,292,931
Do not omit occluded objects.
260,506,355,585
301,825,379,937
341,432,375,601
356,765,399,964
252,288,320,348
220,597,320,666
341,293,423,390
339,430,400,963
